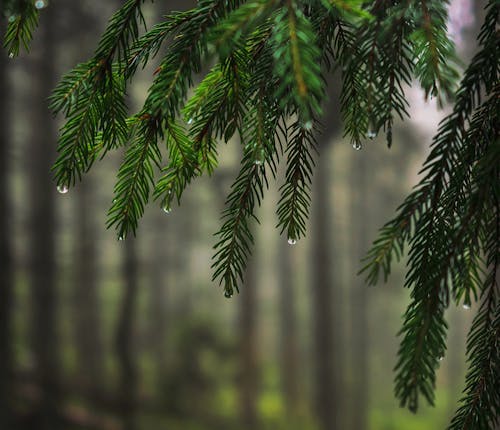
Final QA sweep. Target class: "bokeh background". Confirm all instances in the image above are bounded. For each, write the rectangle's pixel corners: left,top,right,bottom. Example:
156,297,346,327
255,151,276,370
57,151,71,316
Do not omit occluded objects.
0,1,482,429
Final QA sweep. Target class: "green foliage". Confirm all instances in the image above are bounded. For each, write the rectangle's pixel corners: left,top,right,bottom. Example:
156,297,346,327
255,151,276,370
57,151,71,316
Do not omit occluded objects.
361,1,499,426
2,0,41,57
271,3,323,120
3,0,498,427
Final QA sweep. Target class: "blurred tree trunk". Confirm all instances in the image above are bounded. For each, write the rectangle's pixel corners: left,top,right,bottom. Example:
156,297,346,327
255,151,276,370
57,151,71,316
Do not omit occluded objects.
148,212,169,388
115,239,139,430
279,247,300,415
311,75,343,430
311,144,338,430
28,5,61,429
447,309,465,418
349,151,369,430
0,52,14,429
73,178,104,394
239,257,259,429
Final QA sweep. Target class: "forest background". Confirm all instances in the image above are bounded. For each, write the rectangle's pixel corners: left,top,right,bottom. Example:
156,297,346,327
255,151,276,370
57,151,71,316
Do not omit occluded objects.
0,0,484,429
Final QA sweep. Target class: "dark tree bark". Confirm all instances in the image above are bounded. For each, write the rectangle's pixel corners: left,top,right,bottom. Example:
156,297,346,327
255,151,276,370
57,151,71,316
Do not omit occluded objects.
27,5,61,429
279,247,300,415
115,239,139,430
239,257,259,430
0,50,14,430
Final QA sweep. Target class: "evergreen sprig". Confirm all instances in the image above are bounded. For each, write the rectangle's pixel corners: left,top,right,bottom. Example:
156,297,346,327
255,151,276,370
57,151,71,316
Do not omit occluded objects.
2,0,41,57
271,2,324,121
276,120,317,243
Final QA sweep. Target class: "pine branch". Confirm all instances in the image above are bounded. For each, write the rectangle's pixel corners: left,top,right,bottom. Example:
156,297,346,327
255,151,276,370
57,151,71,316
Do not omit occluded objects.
50,1,148,190
212,85,282,297
94,0,146,66
153,120,200,213
143,1,224,118
51,63,128,188
276,120,317,243
448,215,500,429
3,0,40,57
271,2,324,121
107,115,161,238
340,0,413,148
126,8,200,77
410,0,459,105
211,154,264,298
363,1,499,414
210,0,279,57
361,1,499,287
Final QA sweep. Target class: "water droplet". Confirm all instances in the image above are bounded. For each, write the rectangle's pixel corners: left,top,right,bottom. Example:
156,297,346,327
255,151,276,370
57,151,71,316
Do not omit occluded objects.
352,142,362,151
187,118,193,125
8,15,16,23
254,148,265,165
439,356,444,362
367,129,377,139
8,53,14,59
57,184,69,194
35,0,47,9
224,290,233,299
162,206,171,214
287,238,297,245
303,121,313,131
118,235,124,241
462,303,470,310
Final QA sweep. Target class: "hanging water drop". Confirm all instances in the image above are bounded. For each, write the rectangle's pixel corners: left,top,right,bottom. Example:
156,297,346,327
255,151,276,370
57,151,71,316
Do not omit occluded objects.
118,235,124,241
224,290,233,299
287,238,297,245
367,129,377,140
57,184,69,194
8,15,16,23
8,53,14,59
352,141,362,151
462,303,470,310
439,356,444,362
162,205,172,214
34,0,47,9
254,149,265,166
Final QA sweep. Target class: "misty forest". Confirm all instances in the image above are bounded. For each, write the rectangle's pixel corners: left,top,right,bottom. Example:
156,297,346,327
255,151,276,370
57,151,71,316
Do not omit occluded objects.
0,1,498,430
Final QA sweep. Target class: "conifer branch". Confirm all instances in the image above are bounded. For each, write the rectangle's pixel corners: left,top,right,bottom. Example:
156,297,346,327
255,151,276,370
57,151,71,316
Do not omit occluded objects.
411,0,459,105
126,8,200,77
362,1,499,288
277,120,317,242
153,120,200,212
3,0,39,57
271,2,324,121
211,154,265,298
107,115,161,238
363,0,499,414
